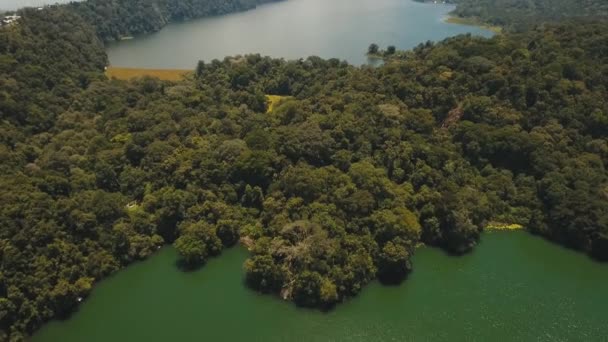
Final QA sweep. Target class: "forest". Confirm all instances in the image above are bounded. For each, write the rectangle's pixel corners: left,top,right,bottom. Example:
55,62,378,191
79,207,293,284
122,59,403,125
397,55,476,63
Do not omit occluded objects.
0,0,607,341
447,0,608,30
67,0,284,42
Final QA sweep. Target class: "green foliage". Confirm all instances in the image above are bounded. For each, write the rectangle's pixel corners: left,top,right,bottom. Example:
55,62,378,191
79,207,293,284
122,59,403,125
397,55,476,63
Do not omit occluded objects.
174,221,222,267
0,0,607,339
368,43,379,55
68,0,284,42
378,239,412,284
0,7,106,131
244,255,284,293
448,0,608,31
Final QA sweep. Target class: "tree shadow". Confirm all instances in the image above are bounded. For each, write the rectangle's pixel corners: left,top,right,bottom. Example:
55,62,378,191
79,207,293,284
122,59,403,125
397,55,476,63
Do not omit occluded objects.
174,259,206,272
378,272,410,287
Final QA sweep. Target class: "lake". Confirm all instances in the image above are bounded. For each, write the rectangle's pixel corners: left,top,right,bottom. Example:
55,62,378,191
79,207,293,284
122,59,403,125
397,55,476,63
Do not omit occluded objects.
0,0,76,11
33,232,608,341
105,0,494,69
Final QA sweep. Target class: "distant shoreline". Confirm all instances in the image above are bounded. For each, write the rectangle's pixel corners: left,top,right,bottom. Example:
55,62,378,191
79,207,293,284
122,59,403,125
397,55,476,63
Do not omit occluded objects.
444,15,502,33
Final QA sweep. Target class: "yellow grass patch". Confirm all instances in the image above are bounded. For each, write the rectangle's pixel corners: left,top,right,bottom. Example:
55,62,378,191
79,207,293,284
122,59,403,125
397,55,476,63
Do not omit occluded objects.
266,95,291,113
439,71,454,80
486,222,524,231
111,133,132,143
125,201,140,213
105,67,190,81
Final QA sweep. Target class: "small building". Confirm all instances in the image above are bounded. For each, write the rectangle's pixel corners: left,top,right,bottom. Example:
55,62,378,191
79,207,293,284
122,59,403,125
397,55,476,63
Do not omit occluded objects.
1,15,21,27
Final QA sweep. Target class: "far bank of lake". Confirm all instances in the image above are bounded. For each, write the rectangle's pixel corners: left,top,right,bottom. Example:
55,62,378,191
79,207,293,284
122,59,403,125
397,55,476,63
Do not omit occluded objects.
0,0,77,11
34,231,608,341
105,0,494,68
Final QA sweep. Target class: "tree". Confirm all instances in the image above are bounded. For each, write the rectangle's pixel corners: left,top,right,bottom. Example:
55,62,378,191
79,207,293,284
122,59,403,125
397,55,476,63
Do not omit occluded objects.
319,278,339,306
370,208,421,246
244,254,284,293
292,271,323,307
150,187,196,241
174,233,207,267
195,60,206,77
368,43,379,55
216,219,240,247
377,238,412,284
174,221,222,268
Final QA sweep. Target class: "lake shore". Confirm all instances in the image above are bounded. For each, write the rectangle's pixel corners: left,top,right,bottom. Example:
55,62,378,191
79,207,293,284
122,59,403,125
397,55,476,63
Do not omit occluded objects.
444,15,502,33
34,232,608,342
486,222,524,231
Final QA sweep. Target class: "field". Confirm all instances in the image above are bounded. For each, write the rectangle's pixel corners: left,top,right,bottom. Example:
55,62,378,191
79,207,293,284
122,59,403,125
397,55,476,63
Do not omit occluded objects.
105,67,191,81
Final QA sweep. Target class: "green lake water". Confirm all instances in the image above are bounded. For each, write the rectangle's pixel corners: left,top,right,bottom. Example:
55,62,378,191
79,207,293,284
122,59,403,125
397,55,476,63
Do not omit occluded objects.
105,0,494,68
34,231,608,341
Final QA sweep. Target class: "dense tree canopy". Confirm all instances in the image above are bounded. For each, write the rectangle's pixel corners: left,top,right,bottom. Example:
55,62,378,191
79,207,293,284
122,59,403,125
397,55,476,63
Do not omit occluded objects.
0,0,607,340
444,0,608,31
68,0,284,42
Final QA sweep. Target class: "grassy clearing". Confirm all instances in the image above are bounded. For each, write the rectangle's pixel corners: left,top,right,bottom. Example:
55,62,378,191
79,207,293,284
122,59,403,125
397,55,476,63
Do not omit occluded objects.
486,222,524,231
266,95,292,113
125,201,140,213
445,16,503,34
105,67,190,81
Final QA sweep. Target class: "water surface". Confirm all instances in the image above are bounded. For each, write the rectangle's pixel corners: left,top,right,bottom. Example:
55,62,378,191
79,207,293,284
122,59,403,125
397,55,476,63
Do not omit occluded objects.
106,0,493,68
34,232,608,341
0,0,76,11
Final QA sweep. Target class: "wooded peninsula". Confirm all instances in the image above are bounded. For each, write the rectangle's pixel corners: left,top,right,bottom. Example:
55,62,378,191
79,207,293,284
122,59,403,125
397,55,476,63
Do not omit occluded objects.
1,0,607,340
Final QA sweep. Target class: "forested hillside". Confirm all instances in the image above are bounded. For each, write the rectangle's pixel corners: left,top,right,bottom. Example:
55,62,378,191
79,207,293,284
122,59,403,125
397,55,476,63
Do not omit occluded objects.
0,8,106,133
448,0,608,30
0,1,607,341
68,0,283,41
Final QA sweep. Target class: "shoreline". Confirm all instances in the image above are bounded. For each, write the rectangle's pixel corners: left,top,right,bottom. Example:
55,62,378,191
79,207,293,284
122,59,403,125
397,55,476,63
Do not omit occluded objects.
443,15,502,33
485,222,524,231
